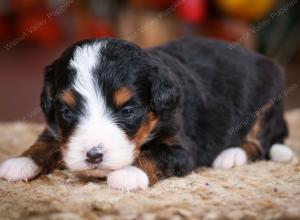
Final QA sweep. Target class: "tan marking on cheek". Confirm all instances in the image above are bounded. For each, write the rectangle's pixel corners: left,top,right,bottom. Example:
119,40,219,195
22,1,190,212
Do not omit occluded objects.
131,112,158,151
114,87,133,108
60,90,76,108
242,114,263,160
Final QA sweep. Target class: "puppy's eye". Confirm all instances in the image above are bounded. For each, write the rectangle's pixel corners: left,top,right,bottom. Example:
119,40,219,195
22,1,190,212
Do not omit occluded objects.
120,107,134,118
60,106,74,121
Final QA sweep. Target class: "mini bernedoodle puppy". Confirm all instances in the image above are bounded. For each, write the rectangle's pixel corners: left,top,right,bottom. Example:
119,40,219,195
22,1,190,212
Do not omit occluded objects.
0,37,294,191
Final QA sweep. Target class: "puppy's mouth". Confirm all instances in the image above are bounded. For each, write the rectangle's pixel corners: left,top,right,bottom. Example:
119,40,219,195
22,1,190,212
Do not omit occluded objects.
85,159,113,171
74,166,113,178
74,158,120,177
85,162,101,169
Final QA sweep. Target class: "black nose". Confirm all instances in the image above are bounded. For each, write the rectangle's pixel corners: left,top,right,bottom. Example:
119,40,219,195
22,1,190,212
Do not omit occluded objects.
86,146,103,164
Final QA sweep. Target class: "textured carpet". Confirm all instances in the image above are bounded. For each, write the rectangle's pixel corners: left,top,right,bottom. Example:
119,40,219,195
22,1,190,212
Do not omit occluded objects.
0,110,300,220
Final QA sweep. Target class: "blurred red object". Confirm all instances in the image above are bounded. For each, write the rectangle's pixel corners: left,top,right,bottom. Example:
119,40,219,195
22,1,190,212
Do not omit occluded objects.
177,0,207,24
0,17,12,42
73,10,114,41
93,20,114,38
11,0,44,12
130,0,174,9
17,10,61,47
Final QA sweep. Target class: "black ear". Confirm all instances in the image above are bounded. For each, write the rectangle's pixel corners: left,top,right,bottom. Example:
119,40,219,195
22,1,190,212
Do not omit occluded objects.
40,65,55,122
149,67,180,116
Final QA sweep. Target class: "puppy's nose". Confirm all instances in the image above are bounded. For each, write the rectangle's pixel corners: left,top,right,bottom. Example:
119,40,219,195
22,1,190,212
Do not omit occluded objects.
86,146,103,164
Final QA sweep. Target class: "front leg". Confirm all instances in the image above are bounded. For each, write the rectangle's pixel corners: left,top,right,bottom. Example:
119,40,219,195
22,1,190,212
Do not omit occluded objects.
106,166,149,191
107,144,193,191
0,128,61,181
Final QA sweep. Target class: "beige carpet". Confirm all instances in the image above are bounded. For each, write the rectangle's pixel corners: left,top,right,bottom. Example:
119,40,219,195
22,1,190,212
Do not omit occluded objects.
0,110,300,220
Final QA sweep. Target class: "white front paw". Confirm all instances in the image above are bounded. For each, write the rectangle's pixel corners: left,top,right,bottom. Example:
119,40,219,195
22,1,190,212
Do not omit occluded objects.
213,147,247,169
270,144,294,163
107,166,149,191
0,157,41,181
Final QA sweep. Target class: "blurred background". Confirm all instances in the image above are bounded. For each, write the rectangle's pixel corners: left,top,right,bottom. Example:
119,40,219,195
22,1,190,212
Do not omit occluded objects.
0,0,299,122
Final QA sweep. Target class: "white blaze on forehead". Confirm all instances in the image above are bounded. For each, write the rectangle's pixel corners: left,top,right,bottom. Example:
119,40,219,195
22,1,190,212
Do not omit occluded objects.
70,42,105,117
65,42,135,173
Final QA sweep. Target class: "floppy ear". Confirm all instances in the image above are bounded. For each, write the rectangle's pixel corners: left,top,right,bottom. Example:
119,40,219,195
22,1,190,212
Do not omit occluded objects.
149,67,180,116
40,65,55,122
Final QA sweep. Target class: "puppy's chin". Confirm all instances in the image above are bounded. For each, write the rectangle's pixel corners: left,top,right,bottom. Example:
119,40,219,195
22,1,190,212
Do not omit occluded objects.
74,168,113,178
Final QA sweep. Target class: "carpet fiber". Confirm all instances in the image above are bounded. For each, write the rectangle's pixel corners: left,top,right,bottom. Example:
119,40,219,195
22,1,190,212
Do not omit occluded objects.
0,110,300,220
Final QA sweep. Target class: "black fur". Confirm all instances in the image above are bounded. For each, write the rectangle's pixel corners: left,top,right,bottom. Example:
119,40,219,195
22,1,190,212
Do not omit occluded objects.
41,37,288,180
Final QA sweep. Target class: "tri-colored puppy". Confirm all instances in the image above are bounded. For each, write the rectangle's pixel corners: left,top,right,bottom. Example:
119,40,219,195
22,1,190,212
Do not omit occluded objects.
0,37,293,191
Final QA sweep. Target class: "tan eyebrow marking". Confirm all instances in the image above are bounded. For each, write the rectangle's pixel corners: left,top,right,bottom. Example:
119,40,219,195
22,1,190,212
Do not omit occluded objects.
113,87,134,108
60,90,76,108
